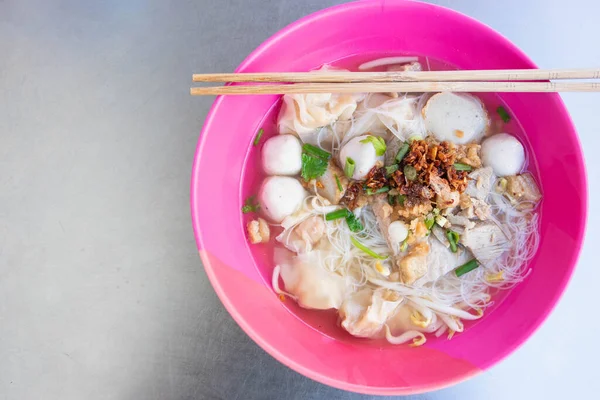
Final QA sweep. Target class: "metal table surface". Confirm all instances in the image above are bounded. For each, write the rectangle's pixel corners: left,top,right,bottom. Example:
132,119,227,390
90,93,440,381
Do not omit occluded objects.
1,1,599,399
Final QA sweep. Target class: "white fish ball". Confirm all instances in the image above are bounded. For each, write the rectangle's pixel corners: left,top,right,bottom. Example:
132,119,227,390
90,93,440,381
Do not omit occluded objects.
262,134,302,176
481,133,525,177
388,221,409,245
339,135,385,180
259,176,306,223
423,92,489,144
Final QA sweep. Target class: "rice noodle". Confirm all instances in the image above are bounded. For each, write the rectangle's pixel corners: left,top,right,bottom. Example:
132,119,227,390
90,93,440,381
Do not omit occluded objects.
271,177,540,343
267,59,541,344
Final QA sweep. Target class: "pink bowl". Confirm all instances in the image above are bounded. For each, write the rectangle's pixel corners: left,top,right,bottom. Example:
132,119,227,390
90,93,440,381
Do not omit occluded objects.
191,0,587,395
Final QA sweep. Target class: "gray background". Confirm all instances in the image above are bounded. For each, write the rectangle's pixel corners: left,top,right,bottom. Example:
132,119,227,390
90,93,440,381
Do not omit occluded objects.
1,0,598,399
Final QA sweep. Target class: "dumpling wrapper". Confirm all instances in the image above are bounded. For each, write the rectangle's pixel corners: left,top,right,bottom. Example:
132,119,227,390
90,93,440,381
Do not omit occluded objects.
278,93,359,134
279,251,347,310
339,288,403,338
344,94,420,141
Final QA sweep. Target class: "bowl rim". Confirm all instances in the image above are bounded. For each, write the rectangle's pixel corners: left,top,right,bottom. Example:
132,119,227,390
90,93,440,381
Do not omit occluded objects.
191,0,588,395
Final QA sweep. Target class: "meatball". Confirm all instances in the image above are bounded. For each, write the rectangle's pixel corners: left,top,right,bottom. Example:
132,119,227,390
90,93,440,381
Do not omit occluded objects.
423,92,489,145
339,135,385,180
259,176,306,223
261,134,302,176
481,133,525,176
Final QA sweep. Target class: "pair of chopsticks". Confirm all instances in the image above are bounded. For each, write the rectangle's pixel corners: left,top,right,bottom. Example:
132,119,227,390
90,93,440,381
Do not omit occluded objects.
190,68,600,95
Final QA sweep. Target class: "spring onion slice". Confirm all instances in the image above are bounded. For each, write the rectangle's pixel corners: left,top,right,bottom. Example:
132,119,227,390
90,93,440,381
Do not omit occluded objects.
446,230,460,253
497,106,511,123
325,209,349,221
344,157,356,178
400,236,409,252
350,236,387,259
404,165,417,181
302,143,331,160
360,135,387,156
335,174,343,191
453,163,473,171
385,164,399,175
455,259,479,277
253,128,264,146
424,216,435,230
366,186,390,195
395,143,410,163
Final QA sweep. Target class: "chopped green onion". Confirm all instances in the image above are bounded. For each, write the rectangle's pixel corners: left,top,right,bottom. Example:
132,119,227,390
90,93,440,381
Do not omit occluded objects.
455,259,479,277
366,186,390,195
435,215,448,227
497,106,511,123
395,143,410,163
433,207,440,216
241,195,260,214
446,229,460,253
424,216,435,230
388,194,397,206
400,236,409,252
397,194,406,206
350,236,387,259
360,136,387,156
345,213,364,232
335,174,343,192
253,128,264,146
344,157,356,178
404,165,417,181
325,209,349,221
453,163,473,171
385,164,399,176
302,143,331,160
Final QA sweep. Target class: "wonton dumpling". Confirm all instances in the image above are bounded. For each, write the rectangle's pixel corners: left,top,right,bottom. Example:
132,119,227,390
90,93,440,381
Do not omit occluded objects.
423,92,489,144
279,251,347,310
276,215,325,254
278,93,362,140
259,176,306,223
345,95,419,141
339,288,403,338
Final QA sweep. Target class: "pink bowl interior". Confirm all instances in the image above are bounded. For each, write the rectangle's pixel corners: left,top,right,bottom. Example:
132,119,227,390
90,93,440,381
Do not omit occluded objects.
191,0,587,395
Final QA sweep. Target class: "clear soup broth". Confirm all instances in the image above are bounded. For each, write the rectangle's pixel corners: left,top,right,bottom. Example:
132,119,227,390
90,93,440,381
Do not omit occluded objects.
241,54,541,346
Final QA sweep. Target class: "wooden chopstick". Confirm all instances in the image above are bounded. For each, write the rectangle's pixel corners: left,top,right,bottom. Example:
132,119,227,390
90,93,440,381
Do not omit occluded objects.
192,68,600,83
190,81,600,96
